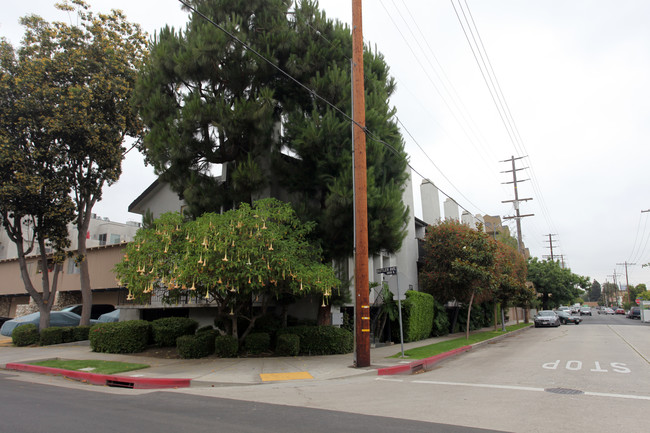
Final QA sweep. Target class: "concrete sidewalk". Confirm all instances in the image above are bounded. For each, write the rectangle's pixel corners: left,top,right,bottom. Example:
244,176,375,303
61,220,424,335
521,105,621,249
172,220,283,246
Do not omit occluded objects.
0,324,532,388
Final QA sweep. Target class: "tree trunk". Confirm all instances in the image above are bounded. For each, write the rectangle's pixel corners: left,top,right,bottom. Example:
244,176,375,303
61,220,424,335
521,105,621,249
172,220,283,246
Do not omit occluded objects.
317,304,331,325
493,302,498,331
466,290,475,340
77,206,93,326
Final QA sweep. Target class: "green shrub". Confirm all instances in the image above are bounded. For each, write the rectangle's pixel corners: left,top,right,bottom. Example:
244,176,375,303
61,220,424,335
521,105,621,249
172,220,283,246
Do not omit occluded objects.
432,300,450,337
39,327,65,346
12,324,40,347
277,326,353,355
275,333,299,356
177,332,215,359
151,317,198,347
62,327,77,343
215,334,238,358
244,332,270,355
72,326,91,341
90,320,151,354
401,291,434,342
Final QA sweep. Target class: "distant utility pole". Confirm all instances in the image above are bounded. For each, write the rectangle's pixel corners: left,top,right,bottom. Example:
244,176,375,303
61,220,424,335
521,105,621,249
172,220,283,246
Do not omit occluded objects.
501,156,534,255
543,234,558,261
616,261,636,303
608,269,622,306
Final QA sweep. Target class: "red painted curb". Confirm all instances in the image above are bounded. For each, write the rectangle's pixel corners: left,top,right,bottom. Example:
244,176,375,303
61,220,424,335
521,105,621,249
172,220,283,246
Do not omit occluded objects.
377,346,472,376
5,363,191,389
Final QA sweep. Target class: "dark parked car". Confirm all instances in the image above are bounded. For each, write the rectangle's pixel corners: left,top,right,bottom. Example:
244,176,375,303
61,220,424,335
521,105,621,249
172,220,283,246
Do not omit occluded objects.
557,310,582,325
627,307,641,319
534,310,561,328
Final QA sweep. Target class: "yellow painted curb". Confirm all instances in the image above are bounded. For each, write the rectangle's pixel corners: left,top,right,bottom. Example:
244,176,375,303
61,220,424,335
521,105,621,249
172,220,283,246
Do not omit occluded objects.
260,371,313,382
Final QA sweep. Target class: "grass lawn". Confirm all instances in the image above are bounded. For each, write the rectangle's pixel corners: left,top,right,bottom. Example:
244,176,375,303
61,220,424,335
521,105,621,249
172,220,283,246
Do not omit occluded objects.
28,359,149,375
392,322,532,360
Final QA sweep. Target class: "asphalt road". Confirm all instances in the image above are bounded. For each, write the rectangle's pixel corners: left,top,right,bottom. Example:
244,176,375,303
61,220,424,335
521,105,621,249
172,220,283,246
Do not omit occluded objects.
170,318,650,433
2,315,648,433
0,371,502,433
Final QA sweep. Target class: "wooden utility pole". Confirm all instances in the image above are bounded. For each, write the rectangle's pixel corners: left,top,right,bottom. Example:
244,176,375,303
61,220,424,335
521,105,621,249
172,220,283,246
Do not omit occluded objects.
352,0,370,368
616,261,635,303
543,234,557,261
501,156,534,255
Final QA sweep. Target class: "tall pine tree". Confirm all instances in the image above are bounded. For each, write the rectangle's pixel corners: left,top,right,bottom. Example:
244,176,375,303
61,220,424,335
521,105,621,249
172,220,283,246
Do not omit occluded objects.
134,0,409,261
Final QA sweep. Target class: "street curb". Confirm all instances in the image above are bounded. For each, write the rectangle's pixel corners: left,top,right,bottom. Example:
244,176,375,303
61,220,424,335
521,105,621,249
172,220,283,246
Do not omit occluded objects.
376,324,533,376
5,363,191,389
377,346,471,375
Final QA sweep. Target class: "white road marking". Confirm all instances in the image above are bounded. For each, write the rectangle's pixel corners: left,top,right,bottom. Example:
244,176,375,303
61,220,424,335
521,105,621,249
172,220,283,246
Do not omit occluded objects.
376,378,650,401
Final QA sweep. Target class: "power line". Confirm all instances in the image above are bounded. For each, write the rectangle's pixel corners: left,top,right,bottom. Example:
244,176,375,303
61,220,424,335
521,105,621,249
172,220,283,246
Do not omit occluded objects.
450,0,561,250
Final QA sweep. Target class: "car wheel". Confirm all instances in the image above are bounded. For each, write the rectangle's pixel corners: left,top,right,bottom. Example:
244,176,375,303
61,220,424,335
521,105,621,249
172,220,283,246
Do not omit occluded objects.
575,322,579,325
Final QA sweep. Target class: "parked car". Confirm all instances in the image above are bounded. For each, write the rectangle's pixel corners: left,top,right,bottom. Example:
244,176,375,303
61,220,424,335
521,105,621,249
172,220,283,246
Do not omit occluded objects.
0,311,97,337
534,310,561,328
96,309,120,323
60,304,115,320
627,307,641,319
615,308,625,315
579,307,592,316
556,310,582,325
0,317,12,327
600,307,615,315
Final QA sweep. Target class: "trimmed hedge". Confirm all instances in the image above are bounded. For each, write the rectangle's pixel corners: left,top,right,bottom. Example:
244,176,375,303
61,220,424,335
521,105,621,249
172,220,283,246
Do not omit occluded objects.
177,331,216,359
277,326,353,355
40,327,65,346
12,324,40,347
244,332,270,355
151,317,198,347
90,320,151,354
73,326,91,341
215,334,238,358
275,333,299,356
401,291,434,342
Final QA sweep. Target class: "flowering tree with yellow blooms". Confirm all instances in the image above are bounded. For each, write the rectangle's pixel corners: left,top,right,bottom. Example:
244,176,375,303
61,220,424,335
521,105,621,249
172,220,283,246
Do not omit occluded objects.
114,198,339,341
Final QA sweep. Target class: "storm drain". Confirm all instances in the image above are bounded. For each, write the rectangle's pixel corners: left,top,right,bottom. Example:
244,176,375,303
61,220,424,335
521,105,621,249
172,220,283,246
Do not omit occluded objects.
545,387,584,395
106,379,135,389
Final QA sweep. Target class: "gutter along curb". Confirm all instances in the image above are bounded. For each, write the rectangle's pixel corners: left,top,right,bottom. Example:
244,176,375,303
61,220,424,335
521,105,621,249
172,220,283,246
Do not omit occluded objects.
5,363,191,389
377,324,533,376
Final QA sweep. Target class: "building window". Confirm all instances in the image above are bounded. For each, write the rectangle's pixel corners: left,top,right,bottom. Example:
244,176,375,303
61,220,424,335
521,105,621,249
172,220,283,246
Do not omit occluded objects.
98,233,107,246
109,234,121,244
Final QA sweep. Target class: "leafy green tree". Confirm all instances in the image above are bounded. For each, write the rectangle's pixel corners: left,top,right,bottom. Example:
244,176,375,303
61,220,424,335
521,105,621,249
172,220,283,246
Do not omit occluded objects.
133,0,409,262
601,282,619,306
527,258,589,309
419,220,496,339
492,240,527,328
1,0,147,326
114,198,339,341
0,39,76,330
589,280,602,302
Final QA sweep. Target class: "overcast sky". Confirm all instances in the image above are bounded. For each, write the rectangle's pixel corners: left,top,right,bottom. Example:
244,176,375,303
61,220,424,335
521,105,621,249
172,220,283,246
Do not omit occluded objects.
3,1,650,289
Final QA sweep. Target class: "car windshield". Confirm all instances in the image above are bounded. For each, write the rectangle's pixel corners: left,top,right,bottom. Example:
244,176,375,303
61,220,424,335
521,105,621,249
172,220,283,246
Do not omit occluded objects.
539,311,555,316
